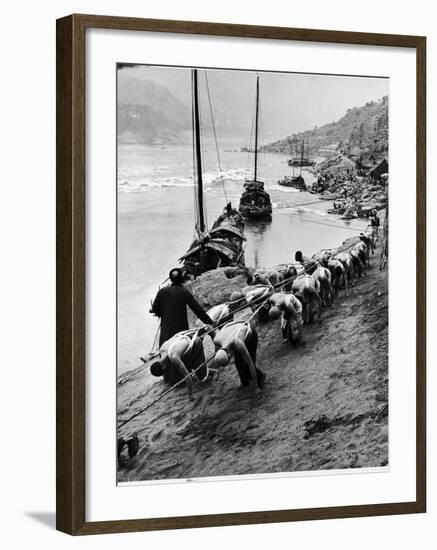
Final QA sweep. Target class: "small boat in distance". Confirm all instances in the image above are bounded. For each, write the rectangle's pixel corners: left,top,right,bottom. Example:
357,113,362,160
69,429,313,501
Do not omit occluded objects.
278,140,307,191
288,138,315,167
278,174,306,191
180,70,246,278
239,77,272,220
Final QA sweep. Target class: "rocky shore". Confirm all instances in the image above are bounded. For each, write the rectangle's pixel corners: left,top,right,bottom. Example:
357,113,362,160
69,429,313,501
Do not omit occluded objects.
117,236,388,482
311,154,388,220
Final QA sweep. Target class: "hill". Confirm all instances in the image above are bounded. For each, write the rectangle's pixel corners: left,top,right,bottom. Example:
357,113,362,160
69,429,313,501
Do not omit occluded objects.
262,96,388,162
117,72,252,145
118,75,192,144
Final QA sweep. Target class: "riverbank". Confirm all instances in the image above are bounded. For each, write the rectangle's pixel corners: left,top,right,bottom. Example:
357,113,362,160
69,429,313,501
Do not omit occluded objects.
313,154,388,219
321,178,387,219
117,236,388,483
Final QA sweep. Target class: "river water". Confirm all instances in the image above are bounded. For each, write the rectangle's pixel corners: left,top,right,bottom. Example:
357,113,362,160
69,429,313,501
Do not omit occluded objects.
117,144,367,374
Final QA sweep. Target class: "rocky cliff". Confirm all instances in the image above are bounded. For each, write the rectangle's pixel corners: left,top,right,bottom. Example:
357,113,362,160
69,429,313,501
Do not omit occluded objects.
262,96,388,162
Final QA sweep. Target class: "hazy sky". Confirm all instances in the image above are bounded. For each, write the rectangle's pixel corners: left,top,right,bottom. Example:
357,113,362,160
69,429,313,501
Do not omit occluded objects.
120,65,388,142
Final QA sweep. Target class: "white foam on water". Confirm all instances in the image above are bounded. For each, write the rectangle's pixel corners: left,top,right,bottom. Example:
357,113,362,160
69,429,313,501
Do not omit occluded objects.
118,167,248,192
118,178,195,192
270,184,300,193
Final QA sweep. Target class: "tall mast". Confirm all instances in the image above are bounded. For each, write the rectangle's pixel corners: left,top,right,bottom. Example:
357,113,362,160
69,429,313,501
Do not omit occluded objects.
193,69,205,233
300,137,304,176
254,76,259,181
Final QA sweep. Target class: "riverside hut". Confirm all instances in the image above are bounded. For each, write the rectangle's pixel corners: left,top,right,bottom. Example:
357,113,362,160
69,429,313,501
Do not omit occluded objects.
369,158,388,182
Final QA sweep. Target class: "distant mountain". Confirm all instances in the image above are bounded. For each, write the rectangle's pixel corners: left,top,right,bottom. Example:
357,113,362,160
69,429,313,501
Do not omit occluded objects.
262,96,388,162
117,73,249,145
118,76,192,144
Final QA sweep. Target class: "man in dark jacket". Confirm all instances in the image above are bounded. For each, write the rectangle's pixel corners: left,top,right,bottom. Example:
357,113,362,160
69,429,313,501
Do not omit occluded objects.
151,268,213,346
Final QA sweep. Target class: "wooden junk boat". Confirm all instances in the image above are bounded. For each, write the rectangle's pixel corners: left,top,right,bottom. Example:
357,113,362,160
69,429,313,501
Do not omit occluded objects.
278,139,307,191
239,77,272,220
278,174,306,191
287,138,315,167
180,70,246,278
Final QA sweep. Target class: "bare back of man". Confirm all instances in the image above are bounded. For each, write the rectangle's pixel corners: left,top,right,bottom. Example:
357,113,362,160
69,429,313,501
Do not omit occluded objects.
151,329,207,401
334,252,354,287
327,258,347,297
213,321,266,395
312,265,333,305
239,285,272,323
268,292,304,344
291,275,322,323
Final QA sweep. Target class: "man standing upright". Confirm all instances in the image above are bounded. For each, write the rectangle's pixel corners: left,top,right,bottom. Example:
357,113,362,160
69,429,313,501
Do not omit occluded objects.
369,209,380,241
151,267,213,346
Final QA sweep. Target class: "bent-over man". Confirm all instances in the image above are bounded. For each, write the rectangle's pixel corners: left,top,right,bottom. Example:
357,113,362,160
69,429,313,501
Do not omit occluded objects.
334,252,354,287
213,321,266,394
151,267,213,346
350,248,366,278
201,300,242,338
231,284,273,323
312,264,334,305
327,258,347,296
292,274,322,323
268,292,304,344
149,328,209,401
294,251,319,275
353,240,369,268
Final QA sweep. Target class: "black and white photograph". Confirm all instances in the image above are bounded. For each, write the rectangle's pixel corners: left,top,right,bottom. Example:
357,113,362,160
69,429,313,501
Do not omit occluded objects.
2,0,432,542
116,63,389,483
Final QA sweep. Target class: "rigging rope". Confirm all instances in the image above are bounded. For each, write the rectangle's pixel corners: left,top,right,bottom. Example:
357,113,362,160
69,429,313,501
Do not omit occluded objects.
118,286,279,431
204,72,228,204
117,354,217,429
138,270,299,370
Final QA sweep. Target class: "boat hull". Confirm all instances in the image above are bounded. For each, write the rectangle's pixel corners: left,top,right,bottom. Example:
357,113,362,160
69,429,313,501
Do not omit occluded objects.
239,206,272,220
288,159,315,167
239,179,273,220
277,175,306,191
181,210,246,278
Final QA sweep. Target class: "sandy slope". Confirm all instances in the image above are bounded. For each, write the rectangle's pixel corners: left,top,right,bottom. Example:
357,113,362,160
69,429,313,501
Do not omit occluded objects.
117,240,388,482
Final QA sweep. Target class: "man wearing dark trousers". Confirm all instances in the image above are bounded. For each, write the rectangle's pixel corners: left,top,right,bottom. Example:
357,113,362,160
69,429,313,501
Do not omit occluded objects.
151,267,213,346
